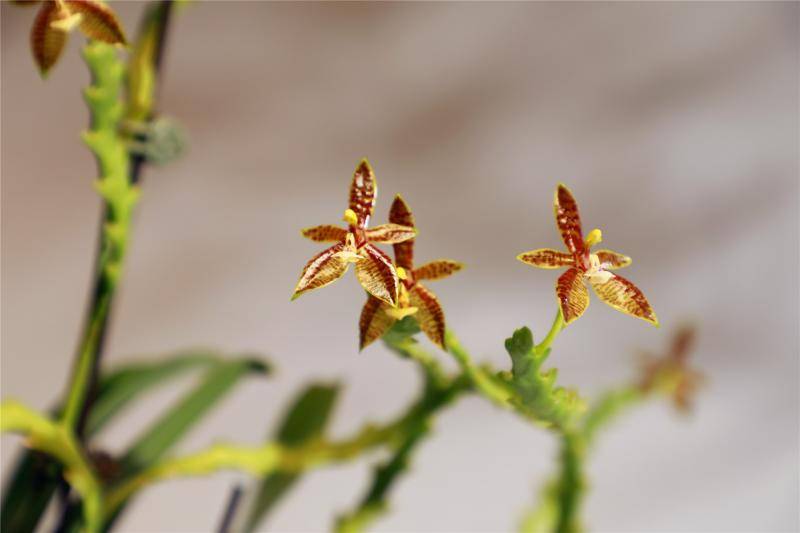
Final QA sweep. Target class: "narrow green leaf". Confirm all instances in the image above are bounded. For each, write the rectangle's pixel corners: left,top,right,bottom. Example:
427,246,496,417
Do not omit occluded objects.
0,351,223,533
120,357,270,473
243,383,341,532
88,352,218,433
0,451,62,533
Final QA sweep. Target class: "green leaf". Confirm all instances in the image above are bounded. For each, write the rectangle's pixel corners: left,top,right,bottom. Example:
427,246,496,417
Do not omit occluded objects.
88,352,218,433
121,357,270,473
0,451,63,533
0,352,222,533
243,383,341,532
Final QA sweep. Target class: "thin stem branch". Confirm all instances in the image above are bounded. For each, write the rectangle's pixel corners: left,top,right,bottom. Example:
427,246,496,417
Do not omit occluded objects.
103,420,402,517
445,330,515,409
554,432,585,533
536,308,564,354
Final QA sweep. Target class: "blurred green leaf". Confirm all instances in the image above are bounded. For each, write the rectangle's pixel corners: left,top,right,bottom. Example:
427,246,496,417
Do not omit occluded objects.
121,357,270,473
0,451,63,533
88,352,218,433
0,351,222,533
243,383,341,532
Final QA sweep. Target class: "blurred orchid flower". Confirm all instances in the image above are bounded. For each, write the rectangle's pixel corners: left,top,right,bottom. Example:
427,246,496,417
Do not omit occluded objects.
292,159,416,306
638,325,704,412
20,0,127,75
517,184,657,326
359,195,463,350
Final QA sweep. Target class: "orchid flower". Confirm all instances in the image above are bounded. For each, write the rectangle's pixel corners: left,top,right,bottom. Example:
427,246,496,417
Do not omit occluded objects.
359,195,463,350
517,184,658,326
639,325,704,412
19,0,127,75
292,159,416,306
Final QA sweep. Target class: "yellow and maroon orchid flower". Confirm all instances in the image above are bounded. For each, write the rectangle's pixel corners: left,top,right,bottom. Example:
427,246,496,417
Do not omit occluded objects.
292,159,417,306
18,0,127,75
359,195,463,350
517,184,657,326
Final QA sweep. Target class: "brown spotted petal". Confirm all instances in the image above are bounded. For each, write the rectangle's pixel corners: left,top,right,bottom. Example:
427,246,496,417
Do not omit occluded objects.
556,267,589,325
595,249,631,270
301,225,348,243
554,184,584,255
589,272,658,325
409,283,446,348
414,260,463,281
31,1,68,75
67,0,127,44
365,223,416,244
291,243,350,300
355,243,399,306
517,249,574,269
349,159,377,226
389,194,416,271
358,296,395,350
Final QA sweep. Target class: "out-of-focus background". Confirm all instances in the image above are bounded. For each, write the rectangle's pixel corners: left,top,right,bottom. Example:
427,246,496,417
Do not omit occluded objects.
2,2,798,531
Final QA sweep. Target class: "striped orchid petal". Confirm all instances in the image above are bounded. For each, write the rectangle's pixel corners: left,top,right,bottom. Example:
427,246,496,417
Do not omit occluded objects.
301,225,348,243
358,296,395,350
589,272,658,325
389,195,415,270
31,1,68,75
414,260,463,281
291,243,350,300
355,244,399,306
517,249,574,269
554,184,584,255
348,159,377,226
410,283,446,348
595,249,631,270
67,0,127,45
365,223,416,244
556,268,589,325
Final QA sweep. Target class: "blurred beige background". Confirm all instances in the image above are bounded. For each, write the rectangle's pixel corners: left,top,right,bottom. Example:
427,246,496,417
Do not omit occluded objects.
2,2,798,532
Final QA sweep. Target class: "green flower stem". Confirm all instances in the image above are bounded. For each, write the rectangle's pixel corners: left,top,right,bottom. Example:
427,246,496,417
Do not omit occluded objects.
383,336,449,388
445,330,515,409
104,401,425,518
0,401,102,532
520,385,651,533
62,296,111,431
554,432,586,533
582,386,642,445
536,308,565,354
62,42,134,434
335,374,470,533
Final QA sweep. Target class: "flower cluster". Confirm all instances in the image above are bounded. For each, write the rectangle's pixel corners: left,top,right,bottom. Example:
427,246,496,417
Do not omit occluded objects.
292,159,462,350
293,166,658,349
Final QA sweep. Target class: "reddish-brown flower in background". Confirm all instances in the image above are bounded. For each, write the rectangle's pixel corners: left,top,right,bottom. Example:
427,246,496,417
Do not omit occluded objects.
18,0,127,75
292,159,416,306
517,184,657,326
638,325,704,412
359,195,463,350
